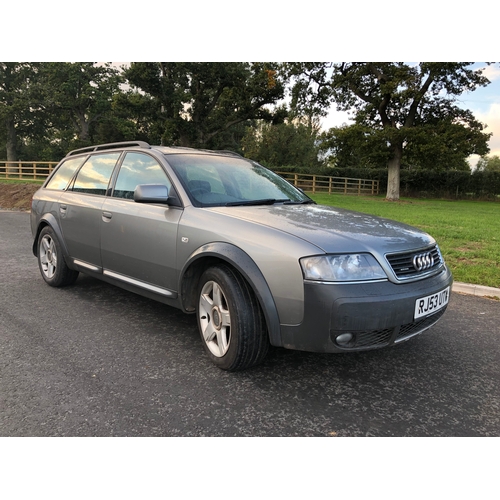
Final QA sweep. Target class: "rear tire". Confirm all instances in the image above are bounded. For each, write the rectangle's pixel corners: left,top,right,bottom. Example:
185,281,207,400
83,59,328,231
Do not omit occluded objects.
37,226,79,287
196,264,269,371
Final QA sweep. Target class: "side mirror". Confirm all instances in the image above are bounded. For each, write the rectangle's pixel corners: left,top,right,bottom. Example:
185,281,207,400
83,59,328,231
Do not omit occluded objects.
134,184,171,204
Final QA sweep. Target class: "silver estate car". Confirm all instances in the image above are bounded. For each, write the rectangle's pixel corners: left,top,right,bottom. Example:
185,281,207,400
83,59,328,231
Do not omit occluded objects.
31,141,453,370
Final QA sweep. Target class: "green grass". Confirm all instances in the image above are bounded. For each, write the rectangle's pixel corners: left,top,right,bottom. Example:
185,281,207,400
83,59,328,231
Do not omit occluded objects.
310,193,500,289
0,177,44,184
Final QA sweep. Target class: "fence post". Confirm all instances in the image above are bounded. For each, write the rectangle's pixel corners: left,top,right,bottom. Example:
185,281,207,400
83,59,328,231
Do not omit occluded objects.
6,161,17,179
329,176,332,194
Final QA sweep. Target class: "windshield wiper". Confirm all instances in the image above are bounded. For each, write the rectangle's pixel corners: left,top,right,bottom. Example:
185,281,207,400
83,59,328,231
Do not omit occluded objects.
226,198,290,207
283,199,316,205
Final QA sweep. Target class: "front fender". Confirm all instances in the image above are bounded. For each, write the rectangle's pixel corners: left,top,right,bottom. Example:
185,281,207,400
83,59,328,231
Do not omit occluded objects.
179,242,283,347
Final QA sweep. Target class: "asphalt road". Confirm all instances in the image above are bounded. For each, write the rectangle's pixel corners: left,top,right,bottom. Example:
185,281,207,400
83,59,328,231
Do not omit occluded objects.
1,210,499,437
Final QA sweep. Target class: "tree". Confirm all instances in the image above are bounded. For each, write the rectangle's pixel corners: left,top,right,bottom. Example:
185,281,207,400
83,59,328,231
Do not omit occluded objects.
37,62,122,146
242,116,323,169
124,62,286,149
289,63,492,200
320,123,389,169
323,116,483,172
476,154,500,172
0,63,41,161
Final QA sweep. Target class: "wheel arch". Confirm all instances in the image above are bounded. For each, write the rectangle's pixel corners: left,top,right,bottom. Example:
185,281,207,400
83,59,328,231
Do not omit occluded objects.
179,242,283,347
32,214,69,263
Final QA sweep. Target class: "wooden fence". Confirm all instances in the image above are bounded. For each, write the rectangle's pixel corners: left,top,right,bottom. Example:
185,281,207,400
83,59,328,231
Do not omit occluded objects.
0,162,380,196
0,161,58,180
277,172,380,195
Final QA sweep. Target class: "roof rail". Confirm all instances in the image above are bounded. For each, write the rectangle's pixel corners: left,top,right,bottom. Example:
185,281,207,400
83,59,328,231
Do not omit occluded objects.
161,146,244,158
65,141,151,157
213,150,244,158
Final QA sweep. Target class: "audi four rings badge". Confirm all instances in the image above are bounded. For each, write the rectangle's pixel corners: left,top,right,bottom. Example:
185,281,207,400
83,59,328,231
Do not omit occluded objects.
413,252,434,271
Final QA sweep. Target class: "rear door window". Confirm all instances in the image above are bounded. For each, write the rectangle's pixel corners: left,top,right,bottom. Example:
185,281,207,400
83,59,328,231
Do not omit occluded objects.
71,153,121,196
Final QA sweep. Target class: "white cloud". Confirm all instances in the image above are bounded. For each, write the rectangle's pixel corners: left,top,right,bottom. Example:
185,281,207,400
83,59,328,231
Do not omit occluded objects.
481,65,500,83
476,103,500,156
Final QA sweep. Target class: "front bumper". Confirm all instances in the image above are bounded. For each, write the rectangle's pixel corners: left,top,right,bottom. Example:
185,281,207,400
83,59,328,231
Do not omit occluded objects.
279,267,453,353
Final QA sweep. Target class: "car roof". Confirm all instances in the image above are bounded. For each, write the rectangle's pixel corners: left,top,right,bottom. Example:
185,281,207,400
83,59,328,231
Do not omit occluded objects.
65,141,243,159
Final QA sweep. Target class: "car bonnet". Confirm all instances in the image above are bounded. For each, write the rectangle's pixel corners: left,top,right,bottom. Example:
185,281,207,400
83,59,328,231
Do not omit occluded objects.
209,204,435,256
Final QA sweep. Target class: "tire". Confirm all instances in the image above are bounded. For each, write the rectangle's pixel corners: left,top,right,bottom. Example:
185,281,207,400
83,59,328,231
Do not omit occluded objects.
196,264,269,371
37,226,79,287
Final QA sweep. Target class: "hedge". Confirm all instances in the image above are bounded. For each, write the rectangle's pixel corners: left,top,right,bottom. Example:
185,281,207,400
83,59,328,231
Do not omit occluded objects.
272,165,500,199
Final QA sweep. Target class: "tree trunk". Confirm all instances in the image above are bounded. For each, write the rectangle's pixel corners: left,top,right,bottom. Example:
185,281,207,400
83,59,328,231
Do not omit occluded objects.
386,143,402,201
78,118,90,142
5,115,18,162
74,111,90,142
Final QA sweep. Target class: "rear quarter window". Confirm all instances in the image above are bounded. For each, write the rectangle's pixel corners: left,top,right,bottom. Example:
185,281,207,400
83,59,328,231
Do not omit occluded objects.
44,157,86,190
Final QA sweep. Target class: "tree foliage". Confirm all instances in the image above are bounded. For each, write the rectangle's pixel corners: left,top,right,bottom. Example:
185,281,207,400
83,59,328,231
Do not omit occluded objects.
0,60,495,191
476,154,500,172
0,63,43,161
288,62,492,199
123,62,286,150
37,62,122,145
241,116,322,169
1,62,124,160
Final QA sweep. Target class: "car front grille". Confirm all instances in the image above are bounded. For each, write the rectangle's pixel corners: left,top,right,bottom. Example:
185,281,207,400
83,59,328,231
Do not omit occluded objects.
331,307,447,351
386,245,443,280
350,328,393,348
395,308,446,343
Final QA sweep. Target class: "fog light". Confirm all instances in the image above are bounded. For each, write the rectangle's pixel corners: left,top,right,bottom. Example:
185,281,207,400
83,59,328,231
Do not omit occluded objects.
335,333,354,346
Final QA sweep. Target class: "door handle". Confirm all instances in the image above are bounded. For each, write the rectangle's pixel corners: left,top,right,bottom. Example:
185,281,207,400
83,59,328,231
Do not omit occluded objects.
102,211,113,222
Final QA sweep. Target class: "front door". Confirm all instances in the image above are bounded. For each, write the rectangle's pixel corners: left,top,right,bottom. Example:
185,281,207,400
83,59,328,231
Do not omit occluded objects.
100,152,182,294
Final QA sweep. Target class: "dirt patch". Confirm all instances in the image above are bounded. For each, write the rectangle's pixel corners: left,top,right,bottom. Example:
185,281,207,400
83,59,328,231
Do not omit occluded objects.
0,183,41,211
456,242,485,252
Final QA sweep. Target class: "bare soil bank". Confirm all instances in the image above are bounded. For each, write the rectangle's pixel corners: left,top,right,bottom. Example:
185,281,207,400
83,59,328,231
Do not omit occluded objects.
0,183,40,211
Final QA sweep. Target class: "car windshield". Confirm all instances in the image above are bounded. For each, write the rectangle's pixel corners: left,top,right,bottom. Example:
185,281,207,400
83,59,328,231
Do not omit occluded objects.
165,153,313,207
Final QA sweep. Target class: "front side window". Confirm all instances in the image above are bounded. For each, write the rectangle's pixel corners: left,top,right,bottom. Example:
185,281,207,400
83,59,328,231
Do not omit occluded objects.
71,153,120,196
112,153,171,200
45,157,86,190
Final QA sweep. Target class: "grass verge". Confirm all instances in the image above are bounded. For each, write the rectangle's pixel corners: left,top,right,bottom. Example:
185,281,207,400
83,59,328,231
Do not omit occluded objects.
310,193,500,289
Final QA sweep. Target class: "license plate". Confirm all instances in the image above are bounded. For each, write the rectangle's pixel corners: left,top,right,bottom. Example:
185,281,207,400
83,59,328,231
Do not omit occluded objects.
414,287,450,319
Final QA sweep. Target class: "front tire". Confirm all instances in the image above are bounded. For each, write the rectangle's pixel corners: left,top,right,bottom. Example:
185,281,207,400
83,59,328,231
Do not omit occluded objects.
37,226,79,287
197,264,269,371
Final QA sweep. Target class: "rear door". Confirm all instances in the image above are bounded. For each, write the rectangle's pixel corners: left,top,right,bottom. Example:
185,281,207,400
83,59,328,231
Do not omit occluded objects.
100,152,182,295
58,152,121,270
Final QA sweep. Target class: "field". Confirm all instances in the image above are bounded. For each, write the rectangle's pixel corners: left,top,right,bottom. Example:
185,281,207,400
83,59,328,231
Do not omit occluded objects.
310,193,500,289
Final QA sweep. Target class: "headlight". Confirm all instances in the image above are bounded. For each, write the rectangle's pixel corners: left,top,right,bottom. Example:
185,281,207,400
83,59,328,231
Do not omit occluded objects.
300,254,387,282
